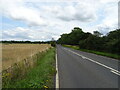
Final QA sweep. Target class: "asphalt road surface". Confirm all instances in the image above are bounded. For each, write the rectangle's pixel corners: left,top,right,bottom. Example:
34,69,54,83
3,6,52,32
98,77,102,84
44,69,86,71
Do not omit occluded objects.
57,45,120,88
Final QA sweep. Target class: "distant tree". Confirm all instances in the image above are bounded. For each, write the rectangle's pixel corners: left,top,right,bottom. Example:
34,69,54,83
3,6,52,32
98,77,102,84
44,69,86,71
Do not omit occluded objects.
57,27,120,54
107,29,120,40
104,29,120,54
93,31,102,37
57,27,85,45
50,38,56,47
79,35,104,51
69,27,84,45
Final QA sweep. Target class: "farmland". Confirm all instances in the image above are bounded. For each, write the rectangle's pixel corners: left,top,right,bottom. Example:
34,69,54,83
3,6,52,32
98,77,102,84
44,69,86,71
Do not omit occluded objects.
2,44,51,70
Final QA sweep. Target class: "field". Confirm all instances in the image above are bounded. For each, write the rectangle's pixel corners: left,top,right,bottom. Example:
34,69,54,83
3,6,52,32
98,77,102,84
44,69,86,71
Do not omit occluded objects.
3,48,56,88
2,44,51,70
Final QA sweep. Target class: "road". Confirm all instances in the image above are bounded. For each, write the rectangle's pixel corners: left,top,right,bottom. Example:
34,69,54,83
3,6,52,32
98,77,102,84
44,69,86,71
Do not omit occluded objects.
57,45,120,88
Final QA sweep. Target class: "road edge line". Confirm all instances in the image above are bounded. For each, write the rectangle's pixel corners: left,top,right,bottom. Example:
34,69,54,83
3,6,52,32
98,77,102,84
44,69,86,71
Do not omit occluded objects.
56,48,59,89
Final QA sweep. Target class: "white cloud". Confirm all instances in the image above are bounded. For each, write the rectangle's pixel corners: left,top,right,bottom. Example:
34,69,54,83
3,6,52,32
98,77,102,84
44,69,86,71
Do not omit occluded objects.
42,2,97,22
10,7,47,26
2,27,59,41
1,0,47,26
0,0,119,40
96,2,118,35
99,0,119,3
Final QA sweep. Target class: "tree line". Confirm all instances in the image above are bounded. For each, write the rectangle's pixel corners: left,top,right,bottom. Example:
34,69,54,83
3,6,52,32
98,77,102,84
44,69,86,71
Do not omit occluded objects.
57,27,120,54
1,40,51,44
1,40,56,47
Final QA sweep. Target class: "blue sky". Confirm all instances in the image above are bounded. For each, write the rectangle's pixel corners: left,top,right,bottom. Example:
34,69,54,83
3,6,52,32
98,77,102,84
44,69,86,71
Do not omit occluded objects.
0,0,119,41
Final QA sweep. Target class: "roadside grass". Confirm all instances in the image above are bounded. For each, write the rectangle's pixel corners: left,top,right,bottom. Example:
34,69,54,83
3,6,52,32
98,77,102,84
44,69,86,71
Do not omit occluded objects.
63,45,79,50
63,45,120,60
3,47,56,88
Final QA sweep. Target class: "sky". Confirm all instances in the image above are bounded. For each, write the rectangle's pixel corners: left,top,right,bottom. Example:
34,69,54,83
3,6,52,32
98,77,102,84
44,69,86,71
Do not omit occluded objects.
0,0,119,41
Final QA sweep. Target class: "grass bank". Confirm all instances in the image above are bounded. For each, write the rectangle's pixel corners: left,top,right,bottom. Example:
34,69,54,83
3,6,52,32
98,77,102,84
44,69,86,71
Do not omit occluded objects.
63,45,120,60
3,47,56,88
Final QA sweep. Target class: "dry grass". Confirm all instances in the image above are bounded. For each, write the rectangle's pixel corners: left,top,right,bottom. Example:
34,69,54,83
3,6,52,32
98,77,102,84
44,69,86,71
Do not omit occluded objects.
2,44,51,70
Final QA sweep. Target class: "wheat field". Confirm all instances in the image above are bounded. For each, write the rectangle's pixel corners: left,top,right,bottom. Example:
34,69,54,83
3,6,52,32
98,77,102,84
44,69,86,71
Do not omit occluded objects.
2,44,51,70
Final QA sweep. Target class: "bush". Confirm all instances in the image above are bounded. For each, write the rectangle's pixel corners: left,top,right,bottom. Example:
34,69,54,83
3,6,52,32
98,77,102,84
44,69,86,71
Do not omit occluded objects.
50,41,56,47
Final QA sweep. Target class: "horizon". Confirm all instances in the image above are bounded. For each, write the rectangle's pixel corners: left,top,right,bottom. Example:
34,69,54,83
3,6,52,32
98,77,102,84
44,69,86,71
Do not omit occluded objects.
1,28,119,42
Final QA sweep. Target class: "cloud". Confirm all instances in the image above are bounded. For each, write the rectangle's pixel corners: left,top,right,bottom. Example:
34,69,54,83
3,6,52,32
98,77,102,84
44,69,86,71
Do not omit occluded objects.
95,2,118,35
99,0,119,3
1,0,47,26
10,7,47,26
43,2,97,22
2,27,32,40
1,0,118,41
2,27,59,41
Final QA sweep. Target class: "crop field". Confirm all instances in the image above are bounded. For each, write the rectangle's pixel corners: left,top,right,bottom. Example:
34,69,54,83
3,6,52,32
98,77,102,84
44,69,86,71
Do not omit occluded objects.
2,44,51,70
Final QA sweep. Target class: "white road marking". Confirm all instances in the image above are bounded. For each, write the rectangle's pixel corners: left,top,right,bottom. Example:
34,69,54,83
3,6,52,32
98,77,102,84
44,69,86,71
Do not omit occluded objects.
56,49,59,89
63,48,120,76
111,70,120,76
81,56,86,59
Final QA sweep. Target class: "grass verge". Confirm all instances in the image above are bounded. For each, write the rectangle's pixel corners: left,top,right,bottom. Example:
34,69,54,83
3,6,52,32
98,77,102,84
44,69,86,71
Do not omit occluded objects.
63,45,120,60
3,47,56,88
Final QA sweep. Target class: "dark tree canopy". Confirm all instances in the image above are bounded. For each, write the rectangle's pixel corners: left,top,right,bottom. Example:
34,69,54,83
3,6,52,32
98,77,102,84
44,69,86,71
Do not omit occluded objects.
57,27,120,54
93,31,102,37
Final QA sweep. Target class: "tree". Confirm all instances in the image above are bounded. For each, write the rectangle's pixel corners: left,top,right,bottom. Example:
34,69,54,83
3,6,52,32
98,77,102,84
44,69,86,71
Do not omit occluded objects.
104,29,120,54
93,31,102,37
57,27,120,55
79,35,104,51
50,38,56,47
57,27,84,45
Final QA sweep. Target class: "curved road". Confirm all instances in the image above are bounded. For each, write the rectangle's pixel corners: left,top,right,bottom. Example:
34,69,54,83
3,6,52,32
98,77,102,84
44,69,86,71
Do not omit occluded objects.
57,45,120,88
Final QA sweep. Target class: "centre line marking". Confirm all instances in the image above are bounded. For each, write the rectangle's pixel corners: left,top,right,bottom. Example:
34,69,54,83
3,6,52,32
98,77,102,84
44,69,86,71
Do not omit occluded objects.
111,70,120,76
63,48,120,76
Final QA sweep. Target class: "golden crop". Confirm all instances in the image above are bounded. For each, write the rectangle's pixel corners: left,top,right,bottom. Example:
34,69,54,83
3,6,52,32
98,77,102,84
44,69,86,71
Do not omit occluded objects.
2,44,51,70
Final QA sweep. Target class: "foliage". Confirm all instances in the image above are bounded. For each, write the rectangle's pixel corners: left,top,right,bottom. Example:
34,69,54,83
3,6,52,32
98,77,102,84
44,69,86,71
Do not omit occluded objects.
93,31,102,37
57,27,85,45
79,35,104,51
50,41,56,47
0,40,51,44
57,27,120,55
105,29,120,54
